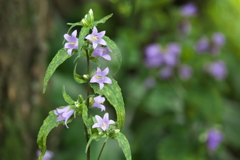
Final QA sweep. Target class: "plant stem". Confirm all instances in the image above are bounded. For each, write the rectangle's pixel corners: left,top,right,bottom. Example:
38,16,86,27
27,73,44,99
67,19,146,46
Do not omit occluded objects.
85,47,91,160
97,142,106,160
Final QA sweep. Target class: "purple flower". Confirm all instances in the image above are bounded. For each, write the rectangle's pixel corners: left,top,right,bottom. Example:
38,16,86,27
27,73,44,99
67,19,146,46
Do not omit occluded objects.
206,129,223,151
212,32,225,47
85,26,107,49
178,65,192,80
162,43,181,67
54,106,74,128
90,67,112,90
195,37,210,53
159,66,173,80
64,30,78,55
92,46,111,60
92,95,106,111
206,61,227,80
37,150,53,160
180,3,197,17
92,113,115,131
178,20,192,36
144,44,162,68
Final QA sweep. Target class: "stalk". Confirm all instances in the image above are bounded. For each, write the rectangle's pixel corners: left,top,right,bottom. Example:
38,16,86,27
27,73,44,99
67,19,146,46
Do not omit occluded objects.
97,142,106,160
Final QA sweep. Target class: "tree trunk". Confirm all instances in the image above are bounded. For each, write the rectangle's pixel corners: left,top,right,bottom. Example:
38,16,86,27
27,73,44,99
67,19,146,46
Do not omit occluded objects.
0,0,50,159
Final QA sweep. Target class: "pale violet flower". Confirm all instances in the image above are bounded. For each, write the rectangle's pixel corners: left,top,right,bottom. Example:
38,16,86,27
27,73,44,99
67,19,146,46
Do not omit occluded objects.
92,113,115,131
180,2,197,17
206,129,223,151
37,150,53,160
159,66,173,80
92,46,111,60
92,95,106,111
206,61,227,80
85,26,107,49
178,65,192,80
90,67,112,90
64,30,78,55
54,106,74,128
144,44,162,68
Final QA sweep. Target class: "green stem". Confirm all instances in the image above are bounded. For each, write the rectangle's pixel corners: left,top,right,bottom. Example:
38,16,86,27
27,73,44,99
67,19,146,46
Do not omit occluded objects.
85,47,91,160
97,142,106,160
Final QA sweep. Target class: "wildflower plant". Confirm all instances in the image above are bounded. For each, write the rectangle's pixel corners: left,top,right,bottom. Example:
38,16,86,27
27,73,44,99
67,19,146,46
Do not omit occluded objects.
37,9,131,160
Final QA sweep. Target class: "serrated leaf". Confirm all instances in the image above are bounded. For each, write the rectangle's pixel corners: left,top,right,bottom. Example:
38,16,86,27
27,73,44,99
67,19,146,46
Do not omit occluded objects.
37,111,61,160
43,49,71,93
103,36,122,73
114,132,132,160
90,77,125,130
94,13,113,25
73,64,88,84
62,86,75,104
78,27,90,55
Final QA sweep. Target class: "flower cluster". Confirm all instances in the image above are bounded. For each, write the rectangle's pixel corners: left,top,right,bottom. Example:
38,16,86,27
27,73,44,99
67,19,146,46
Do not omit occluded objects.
85,27,115,131
144,43,192,82
54,106,74,128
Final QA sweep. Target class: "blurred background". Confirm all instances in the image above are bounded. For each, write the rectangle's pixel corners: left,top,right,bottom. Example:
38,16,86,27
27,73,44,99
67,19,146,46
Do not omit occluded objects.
1,0,240,160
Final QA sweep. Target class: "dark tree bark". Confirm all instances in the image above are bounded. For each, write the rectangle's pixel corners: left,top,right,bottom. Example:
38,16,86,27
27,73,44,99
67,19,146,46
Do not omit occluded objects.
0,0,50,159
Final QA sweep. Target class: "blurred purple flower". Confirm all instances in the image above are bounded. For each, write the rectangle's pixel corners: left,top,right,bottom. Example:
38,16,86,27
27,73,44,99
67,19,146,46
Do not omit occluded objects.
212,32,225,47
144,44,162,68
206,129,223,151
159,67,173,80
37,150,53,160
92,46,111,60
206,61,227,80
162,43,181,67
180,3,197,17
178,65,192,80
54,106,74,128
90,67,112,90
85,26,107,49
92,113,115,131
64,30,78,55
144,77,156,89
92,95,106,111
195,37,210,53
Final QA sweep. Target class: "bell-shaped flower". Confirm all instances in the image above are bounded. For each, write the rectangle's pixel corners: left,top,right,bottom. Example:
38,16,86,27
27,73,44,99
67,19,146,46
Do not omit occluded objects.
92,95,106,111
64,30,78,55
92,113,115,131
54,106,74,128
180,2,197,17
144,44,163,68
92,46,111,60
85,26,107,49
206,129,223,151
90,67,112,90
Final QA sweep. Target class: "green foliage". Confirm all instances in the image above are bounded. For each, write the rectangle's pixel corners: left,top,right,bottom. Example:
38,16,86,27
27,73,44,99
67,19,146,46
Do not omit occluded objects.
77,26,90,55
93,13,113,26
103,36,122,73
43,49,71,93
37,111,63,160
73,64,88,84
90,77,125,130
114,132,132,160
62,86,75,105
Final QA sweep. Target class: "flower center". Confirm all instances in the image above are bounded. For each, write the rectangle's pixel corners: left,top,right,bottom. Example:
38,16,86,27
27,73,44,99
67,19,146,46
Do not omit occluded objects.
69,43,76,45
96,76,103,79
91,36,98,41
102,122,106,127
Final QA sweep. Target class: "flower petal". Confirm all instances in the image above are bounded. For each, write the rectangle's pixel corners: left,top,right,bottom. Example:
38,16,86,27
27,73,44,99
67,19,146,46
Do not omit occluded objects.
71,30,77,37
92,123,101,128
98,31,106,38
102,67,109,75
99,39,107,46
103,113,109,121
108,120,115,125
92,26,98,34
103,77,112,84
99,83,104,90
95,115,103,123
102,54,111,60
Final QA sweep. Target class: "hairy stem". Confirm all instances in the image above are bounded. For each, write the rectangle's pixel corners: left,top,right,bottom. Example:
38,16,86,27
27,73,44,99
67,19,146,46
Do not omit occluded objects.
85,48,91,160
97,142,106,160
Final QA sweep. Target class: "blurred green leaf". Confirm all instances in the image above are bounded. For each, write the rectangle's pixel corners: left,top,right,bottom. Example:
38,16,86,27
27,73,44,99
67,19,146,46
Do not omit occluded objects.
114,132,132,160
78,27,90,55
62,86,75,105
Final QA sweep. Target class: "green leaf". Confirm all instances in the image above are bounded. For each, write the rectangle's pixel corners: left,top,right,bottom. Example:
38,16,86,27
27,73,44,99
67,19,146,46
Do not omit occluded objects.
78,26,90,55
93,13,113,25
37,111,61,160
62,86,75,104
73,64,88,84
103,36,122,73
80,9,94,27
43,49,71,93
82,103,92,128
114,132,132,160
85,133,102,153
90,77,125,130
